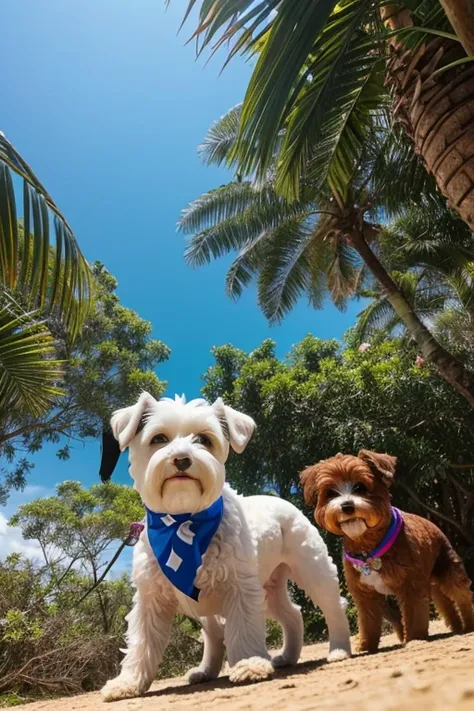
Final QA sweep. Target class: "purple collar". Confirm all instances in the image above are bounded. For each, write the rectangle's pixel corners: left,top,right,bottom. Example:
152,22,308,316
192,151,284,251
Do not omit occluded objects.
344,507,403,574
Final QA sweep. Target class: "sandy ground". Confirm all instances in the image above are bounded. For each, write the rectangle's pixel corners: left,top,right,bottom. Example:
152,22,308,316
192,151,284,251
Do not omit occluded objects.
12,622,474,711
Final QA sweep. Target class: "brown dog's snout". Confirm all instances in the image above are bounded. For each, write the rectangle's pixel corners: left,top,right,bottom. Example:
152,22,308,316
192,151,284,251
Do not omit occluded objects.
174,456,192,472
341,501,355,515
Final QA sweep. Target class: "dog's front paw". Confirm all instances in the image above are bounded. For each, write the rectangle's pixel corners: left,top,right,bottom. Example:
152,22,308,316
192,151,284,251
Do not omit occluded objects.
101,675,143,702
185,667,217,685
327,647,351,662
355,640,378,655
271,653,297,669
229,657,274,684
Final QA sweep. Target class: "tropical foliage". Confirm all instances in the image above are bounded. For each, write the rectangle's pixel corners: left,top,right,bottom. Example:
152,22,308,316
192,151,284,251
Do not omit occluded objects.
180,104,474,406
0,133,92,439
2,332,474,701
0,262,170,504
0,134,91,334
178,0,474,233
354,203,474,346
202,335,474,577
0,482,203,704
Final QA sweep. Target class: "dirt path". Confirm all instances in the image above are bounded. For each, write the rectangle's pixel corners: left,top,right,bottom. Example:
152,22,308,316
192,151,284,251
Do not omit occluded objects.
13,622,474,711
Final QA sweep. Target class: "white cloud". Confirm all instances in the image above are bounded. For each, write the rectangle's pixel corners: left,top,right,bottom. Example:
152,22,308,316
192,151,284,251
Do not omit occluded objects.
0,513,44,561
22,485,53,497
0,483,134,577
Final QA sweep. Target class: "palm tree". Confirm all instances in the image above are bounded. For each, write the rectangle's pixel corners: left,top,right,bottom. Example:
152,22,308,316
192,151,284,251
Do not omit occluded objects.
353,203,474,343
0,132,91,415
178,0,474,232
179,106,474,406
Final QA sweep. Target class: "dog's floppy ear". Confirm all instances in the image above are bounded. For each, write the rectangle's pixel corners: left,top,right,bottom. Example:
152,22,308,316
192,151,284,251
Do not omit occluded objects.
300,465,321,506
213,398,255,454
99,392,157,481
358,449,397,487
111,391,158,451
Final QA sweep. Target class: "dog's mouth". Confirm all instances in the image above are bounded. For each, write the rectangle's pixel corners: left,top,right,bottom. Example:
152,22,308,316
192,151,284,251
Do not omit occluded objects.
167,473,195,482
339,517,368,539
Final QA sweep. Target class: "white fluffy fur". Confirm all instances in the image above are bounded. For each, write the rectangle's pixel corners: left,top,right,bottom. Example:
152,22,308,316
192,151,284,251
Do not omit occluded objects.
101,394,351,702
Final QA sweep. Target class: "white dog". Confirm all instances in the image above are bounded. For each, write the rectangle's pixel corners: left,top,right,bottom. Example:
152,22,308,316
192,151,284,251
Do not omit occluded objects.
100,393,351,702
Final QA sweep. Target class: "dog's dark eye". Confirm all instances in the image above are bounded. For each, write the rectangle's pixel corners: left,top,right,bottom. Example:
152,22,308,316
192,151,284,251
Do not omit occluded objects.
326,490,338,500
193,433,213,448
353,483,367,495
150,433,169,446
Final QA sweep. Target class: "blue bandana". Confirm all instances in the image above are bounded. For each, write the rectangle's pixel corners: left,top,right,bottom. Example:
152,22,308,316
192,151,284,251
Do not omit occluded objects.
145,497,224,601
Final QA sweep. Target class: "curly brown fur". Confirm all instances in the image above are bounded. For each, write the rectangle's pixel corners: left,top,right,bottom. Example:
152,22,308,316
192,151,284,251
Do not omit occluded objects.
300,450,474,653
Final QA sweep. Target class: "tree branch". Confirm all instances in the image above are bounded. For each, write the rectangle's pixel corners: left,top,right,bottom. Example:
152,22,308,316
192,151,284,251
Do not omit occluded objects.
397,480,474,546
0,405,78,444
74,540,127,607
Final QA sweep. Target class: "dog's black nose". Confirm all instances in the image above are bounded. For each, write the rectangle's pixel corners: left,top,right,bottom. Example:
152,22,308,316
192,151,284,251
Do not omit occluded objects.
341,501,355,514
174,456,192,472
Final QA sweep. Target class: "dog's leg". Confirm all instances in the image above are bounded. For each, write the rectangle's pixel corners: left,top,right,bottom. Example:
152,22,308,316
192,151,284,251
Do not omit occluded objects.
432,586,463,634
351,586,385,654
102,550,177,702
288,535,351,661
382,597,404,642
186,616,225,684
397,583,430,642
265,564,303,668
222,570,274,683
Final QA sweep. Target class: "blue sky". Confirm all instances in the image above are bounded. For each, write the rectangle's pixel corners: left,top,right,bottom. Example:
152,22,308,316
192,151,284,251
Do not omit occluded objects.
1,1,363,526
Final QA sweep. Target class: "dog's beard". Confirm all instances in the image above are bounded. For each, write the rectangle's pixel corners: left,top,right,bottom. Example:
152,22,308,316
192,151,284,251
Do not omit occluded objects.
161,477,204,514
136,455,226,515
340,518,368,539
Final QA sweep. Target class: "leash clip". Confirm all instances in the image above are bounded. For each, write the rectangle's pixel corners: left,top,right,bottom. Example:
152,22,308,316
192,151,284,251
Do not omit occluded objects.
126,522,145,546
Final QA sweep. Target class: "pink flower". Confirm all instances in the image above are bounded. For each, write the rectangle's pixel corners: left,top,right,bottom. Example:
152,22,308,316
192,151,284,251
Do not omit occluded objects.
415,356,425,368
359,342,371,353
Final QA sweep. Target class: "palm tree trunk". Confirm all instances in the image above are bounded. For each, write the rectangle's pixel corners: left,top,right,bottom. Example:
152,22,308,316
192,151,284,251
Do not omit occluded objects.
349,230,474,407
381,5,474,232
439,0,474,56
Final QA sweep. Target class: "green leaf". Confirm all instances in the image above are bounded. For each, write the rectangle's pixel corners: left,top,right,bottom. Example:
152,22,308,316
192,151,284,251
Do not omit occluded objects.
235,0,341,179
225,231,269,299
257,217,325,323
0,132,91,339
0,298,64,417
275,0,384,198
197,104,242,167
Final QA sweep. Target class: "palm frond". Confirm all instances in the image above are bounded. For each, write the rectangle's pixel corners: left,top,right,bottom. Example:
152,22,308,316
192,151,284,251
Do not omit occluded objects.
274,1,386,198
354,295,399,341
184,210,274,267
198,104,242,167
449,268,474,314
185,0,278,57
306,62,387,199
365,128,444,217
234,0,356,182
353,265,466,341
0,296,64,417
181,181,313,265
325,236,361,309
257,217,326,323
179,182,262,234
225,231,268,299
401,240,474,273
178,181,308,235
0,133,91,339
